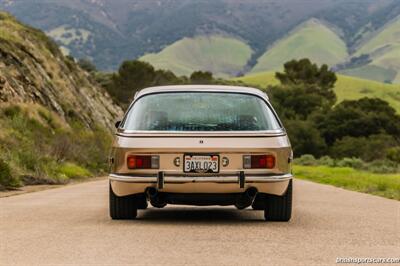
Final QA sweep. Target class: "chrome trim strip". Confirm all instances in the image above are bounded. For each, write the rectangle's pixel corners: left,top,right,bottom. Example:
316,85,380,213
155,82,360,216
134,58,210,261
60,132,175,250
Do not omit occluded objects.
109,173,293,183
135,86,270,101
116,130,286,137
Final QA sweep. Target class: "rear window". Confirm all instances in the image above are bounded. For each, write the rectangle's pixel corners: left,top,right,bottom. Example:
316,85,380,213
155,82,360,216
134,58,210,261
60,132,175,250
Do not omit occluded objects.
122,92,281,131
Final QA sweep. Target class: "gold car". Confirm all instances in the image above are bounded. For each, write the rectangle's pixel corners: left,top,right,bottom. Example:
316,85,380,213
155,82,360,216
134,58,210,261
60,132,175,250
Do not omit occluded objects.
109,85,293,221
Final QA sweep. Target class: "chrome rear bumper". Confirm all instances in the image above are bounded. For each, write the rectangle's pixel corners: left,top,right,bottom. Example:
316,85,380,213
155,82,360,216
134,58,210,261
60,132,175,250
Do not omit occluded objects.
109,173,292,196
109,173,292,184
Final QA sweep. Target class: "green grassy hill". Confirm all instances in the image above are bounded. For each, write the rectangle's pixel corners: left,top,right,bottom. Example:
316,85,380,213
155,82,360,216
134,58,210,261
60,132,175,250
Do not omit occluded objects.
251,19,348,73
140,35,253,77
341,16,400,83
234,71,400,112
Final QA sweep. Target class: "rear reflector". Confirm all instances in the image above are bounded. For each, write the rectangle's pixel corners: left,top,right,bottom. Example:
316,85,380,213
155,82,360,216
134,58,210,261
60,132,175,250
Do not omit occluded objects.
243,155,275,169
127,155,159,169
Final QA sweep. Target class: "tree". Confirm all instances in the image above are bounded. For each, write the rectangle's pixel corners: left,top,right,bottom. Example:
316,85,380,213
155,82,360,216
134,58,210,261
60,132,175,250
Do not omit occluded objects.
78,58,97,73
114,60,156,91
268,84,330,120
315,97,400,145
329,134,397,161
153,69,183,86
190,71,213,84
275,58,337,105
110,60,156,107
268,58,338,121
285,119,327,157
104,60,186,108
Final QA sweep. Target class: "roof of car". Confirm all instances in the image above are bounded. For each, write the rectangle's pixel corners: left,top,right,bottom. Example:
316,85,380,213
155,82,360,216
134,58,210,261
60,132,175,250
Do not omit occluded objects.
135,85,269,100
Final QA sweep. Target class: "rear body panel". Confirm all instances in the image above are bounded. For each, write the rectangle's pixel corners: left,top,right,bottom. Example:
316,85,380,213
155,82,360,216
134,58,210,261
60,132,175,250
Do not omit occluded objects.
110,134,292,196
111,135,291,175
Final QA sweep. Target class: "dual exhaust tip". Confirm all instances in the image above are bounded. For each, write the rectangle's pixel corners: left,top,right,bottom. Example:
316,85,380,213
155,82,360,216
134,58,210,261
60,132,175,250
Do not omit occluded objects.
146,187,167,208
145,186,258,209
235,187,258,209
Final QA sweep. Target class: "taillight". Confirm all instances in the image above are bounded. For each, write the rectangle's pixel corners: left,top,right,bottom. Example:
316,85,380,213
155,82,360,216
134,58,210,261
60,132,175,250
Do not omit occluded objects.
243,155,275,169
127,155,159,169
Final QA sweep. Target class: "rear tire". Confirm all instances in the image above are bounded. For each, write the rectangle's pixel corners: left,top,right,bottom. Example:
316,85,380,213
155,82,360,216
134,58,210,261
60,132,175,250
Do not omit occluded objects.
136,193,148,209
264,179,292,221
109,184,138,219
251,193,266,210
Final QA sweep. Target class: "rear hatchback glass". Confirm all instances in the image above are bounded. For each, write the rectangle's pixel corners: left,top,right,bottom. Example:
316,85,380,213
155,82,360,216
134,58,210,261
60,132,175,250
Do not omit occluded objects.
122,92,281,131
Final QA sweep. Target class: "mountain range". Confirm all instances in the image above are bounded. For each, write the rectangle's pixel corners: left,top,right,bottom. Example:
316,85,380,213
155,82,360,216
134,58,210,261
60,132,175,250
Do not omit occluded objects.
1,0,400,83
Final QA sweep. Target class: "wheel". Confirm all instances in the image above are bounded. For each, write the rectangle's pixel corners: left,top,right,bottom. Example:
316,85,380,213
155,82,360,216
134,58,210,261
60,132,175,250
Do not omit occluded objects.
251,193,266,210
136,194,148,209
109,184,138,219
264,179,292,221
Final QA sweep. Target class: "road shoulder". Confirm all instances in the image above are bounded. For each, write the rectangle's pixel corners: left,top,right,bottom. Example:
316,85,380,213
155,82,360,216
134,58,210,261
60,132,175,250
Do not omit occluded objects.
0,176,107,198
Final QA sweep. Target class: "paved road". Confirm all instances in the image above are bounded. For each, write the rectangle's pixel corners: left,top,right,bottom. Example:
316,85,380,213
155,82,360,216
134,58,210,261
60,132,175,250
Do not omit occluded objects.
0,179,399,265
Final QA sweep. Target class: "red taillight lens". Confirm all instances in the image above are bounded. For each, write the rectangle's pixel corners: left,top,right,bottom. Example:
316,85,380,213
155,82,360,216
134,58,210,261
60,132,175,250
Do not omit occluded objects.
244,155,275,169
266,155,275,169
127,155,159,169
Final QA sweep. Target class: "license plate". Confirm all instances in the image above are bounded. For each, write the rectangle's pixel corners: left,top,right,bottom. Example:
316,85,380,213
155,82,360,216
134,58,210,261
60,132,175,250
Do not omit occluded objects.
184,155,219,173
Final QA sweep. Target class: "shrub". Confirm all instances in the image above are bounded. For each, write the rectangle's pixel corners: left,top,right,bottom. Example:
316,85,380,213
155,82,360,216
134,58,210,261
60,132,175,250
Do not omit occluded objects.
318,155,335,167
336,157,365,169
57,163,91,179
386,147,400,163
78,58,97,73
316,98,400,145
0,104,112,188
285,120,327,157
33,160,69,184
295,155,399,174
294,154,318,166
190,71,213,84
296,155,339,168
38,109,56,128
65,124,112,171
0,159,19,189
365,160,399,174
329,134,397,162
3,105,22,118
17,149,39,171
49,131,73,162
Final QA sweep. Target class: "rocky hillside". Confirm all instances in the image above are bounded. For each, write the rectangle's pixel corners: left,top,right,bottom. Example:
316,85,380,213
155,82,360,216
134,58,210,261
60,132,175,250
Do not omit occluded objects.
0,12,122,189
0,11,122,130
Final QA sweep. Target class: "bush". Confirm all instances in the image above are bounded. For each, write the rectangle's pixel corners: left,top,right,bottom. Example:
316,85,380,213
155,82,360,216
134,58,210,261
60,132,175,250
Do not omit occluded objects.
190,71,213,84
33,160,69,184
295,155,399,174
38,109,56,129
316,98,400,145
3,105,22,118
285,119,327,157
386,147,400,163
365,160,399,174
0,104,112,188
57,163,91,179
17,149,39,171
329,134,397,162
0,159,19,189
318,155,335,167
335,157,365,169
77,58,97,73
294,154,318,166
65,124,112,171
